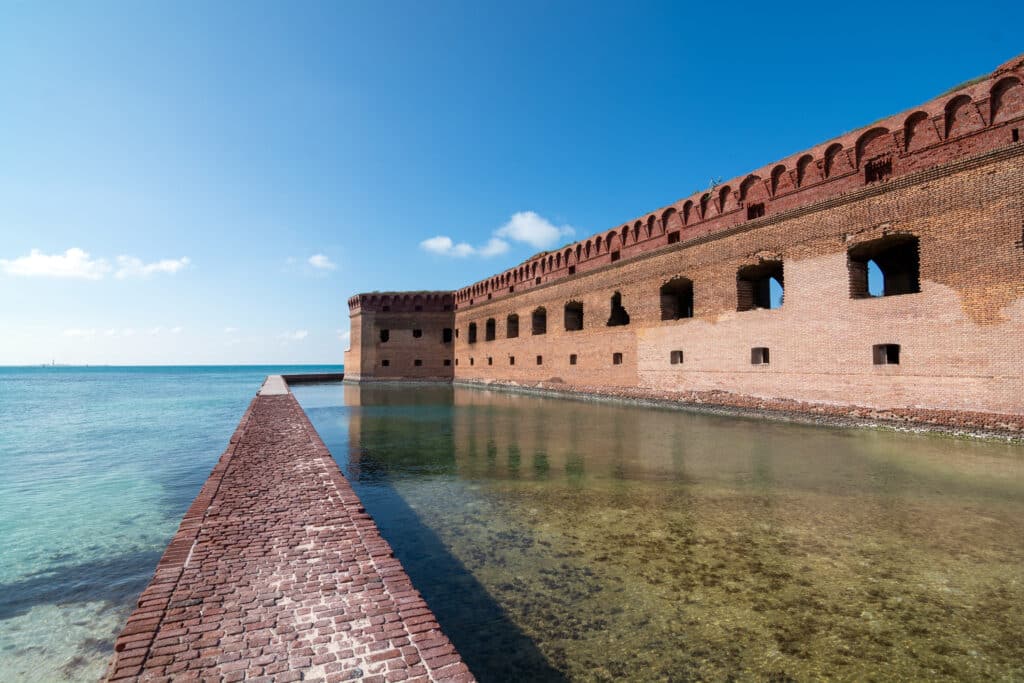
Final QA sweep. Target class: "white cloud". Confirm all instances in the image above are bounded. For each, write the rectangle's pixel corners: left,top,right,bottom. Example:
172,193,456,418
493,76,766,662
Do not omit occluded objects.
336,329,350,342
420,211,571,259
104,328,118,337
495,211,575,249
0,248,192,280
63,328,97,337
170,326,182,334
147,327,162,336
224,327,238,334
2,248,110,279
308,254,336,270
115,255,190,279
420,235,509,258
280,330,308,341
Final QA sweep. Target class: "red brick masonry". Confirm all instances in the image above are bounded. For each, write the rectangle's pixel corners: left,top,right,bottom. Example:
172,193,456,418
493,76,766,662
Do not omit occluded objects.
105,386,474,683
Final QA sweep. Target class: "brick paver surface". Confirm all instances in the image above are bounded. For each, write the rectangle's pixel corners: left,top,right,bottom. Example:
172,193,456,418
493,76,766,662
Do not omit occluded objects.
106,391,474,682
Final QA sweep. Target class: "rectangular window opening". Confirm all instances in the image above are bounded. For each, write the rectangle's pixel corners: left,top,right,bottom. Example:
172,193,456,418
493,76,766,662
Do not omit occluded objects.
612,352,623,365
737,261,784,311
414,305,423,312
848,235,920,298
509,356,515,366
569,354,577,365
747,203,765,220
442,328,453,343
382,305,391,312
381,359,390,367
865,155,893,184
412,329,422,338
535,277,542,285
509,285,515,293
670,350,683,364
1013,128,1020,143
414,359,423,367
610,250,621,262
873,344,900,365
470,357,474,366
568,265,576,275
487,357,493,366
379,329,390,343
667,231,680,244
750,347,770,365
536,355,543,365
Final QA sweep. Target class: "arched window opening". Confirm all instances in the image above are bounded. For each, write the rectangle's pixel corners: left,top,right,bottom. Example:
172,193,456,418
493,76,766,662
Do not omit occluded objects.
606,291,630,326
737,262,784,311
531,307,547,335
848,235,920,298
564,301,584,331
485,318,496,341
506,314,519,339
660,277,694,320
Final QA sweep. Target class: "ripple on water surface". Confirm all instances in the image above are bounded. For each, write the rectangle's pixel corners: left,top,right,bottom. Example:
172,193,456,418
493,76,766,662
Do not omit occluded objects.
294,382,1024,682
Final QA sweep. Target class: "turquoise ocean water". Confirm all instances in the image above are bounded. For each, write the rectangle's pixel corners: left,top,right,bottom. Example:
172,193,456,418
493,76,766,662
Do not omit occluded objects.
0,365,341,682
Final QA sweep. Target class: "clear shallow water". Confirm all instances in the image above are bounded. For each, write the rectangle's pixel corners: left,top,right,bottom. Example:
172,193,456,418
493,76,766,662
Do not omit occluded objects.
294,382,1024,682
0,365,341,682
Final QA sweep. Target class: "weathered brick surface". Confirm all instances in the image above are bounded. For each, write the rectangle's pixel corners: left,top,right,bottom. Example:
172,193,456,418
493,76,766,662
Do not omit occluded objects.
344,55,1024,420
105,390,473,682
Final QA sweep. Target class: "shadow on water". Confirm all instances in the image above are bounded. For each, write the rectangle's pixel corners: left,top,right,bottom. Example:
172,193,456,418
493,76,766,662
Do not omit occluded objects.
0,549,160,622
302,392,568,683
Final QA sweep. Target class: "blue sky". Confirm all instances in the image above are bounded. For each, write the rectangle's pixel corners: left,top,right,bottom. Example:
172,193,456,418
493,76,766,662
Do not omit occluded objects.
1,1,1020,364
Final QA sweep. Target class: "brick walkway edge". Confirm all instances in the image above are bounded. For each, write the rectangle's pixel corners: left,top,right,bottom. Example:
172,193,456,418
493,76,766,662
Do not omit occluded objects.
105,377,474,683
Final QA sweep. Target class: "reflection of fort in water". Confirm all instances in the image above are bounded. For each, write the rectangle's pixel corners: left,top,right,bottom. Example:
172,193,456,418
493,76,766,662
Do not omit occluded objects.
341,383,991,500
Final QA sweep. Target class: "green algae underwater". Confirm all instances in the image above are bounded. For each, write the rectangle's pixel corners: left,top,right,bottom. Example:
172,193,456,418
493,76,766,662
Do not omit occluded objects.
295,382,1024,682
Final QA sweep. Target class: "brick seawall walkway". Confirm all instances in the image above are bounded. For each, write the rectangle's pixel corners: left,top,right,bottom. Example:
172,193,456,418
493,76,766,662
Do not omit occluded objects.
106,383,474,682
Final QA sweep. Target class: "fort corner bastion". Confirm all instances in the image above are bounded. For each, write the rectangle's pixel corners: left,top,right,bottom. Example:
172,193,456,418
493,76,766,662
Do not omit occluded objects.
345,55,1024,425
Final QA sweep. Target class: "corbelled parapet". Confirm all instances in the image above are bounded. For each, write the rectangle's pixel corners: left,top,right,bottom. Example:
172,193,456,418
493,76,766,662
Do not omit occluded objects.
454,54,1024,308
348,291,454,314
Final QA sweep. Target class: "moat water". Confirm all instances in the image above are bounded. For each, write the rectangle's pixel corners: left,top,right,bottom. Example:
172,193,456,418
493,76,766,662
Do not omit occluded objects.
293,382,1024,682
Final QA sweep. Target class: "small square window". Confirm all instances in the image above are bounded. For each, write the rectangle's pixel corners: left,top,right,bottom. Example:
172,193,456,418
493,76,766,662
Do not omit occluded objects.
536,355,543,365
751,347,770,365
535,277,541,285
442,328,453,343
670,350,683,364
381,359,390,367
443,359,451,366
667,231,680,244
873,344,900,365
569,354,577,365
414,305,423,312
509,285,515,293
610,250,620,262
488,293,492,300
414,359,423,366
568,266,576,275
382,305,391,312
443,304,452,311
612,352,623,365
412,329,422,338
747,203,765,220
